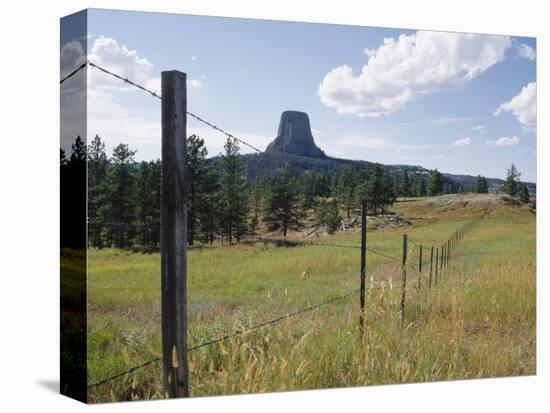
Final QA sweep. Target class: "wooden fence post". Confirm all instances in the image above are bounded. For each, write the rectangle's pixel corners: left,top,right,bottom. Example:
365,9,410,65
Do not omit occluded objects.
418,244,423,289
428,246,434,288
161,70,189,398
435,248,439,285
441,244,445,274
359,200,367,336
400,234,408,325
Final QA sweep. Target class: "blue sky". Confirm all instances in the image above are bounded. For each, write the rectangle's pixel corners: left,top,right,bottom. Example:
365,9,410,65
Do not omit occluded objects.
61,9,537,181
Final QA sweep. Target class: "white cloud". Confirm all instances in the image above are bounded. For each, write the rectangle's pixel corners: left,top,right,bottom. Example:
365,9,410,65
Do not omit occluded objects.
188,79,203,88
363,48,376,58
336,136,389,149
495,82,536,131
88,36,161,93
472,125,485,134
311,129,322,139
88,37,205,94
517,43,536,60
88,88,271,159
60,40,86,78
60,40,87,150
394,143,432,151
433,154,445,159
318,31,512,117
453,137,472,146
486,136,520,146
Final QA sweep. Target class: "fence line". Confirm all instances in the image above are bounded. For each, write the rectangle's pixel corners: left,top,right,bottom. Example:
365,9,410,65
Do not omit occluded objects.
68,60,491,396
88,209,484,391
247,235,404,264
88,286,364,389
62,60,276,159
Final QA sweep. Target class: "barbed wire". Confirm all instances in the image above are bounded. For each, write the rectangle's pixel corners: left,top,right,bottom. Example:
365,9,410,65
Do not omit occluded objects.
76,58,491,394
87,209,480,391
59,61,87,84
247,235,403,263
88,286,360,389
247,235,360,250
85,60,268,156
87,357,161,389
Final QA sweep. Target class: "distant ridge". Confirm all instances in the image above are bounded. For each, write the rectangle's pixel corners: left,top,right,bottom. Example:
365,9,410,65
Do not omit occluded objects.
210,110,536,193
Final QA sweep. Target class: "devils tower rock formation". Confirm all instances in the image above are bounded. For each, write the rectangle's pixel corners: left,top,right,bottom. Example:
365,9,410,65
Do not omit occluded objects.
265,111,326,158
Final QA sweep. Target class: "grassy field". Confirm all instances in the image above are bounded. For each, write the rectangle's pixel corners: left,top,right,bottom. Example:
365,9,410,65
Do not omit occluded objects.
87,193,536,402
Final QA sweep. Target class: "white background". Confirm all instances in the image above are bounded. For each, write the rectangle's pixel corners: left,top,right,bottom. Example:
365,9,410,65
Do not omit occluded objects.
0,0,547,411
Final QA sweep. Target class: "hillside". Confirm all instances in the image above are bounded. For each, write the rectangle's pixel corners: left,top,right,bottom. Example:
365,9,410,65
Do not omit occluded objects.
216,152,536,193
211,109,536,192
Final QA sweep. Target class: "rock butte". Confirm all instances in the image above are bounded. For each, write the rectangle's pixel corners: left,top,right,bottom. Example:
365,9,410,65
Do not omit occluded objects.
265,111,326,159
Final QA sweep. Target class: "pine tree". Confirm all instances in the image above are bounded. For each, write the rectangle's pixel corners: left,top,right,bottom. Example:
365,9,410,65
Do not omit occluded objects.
428,169,444,196
365,163,395,214
134,160,161,247
70,136,87,165
336,164,362,218
264,165,304,236
88,135,108,248
60,148,68,166
185,135,213,246
249,178,265,235
503,164,521,196
520,183,530,203
198,161,220,244
220,138,248,243
316,198,341,234
475,175,489,194
105,143,137,248
397,170,410,200
413,174,426,197
60,137,86,248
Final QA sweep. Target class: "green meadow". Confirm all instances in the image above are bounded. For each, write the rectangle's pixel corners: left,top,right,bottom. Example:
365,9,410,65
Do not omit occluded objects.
86,194,536,402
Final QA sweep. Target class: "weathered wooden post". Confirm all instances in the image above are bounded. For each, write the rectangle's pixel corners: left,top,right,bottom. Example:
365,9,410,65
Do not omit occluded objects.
418,244,423,289
359,200,367,336
428,246,434,289
441,244,445,273
161,70,189,398
435,247,439,285
400,234,408,325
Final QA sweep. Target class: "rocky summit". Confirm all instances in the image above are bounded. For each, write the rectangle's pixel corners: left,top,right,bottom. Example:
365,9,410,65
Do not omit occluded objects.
265,110,326,158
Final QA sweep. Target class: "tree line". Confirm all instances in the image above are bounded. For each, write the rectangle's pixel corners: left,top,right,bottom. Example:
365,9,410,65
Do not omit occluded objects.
60,135,533,249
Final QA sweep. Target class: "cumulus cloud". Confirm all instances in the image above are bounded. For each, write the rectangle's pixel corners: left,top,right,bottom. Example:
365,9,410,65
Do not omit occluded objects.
517,43,536,60
472,125,485,134
88,36,160,93
87,36,204,94
188,79,203,88
495,82,536,131
60,40,86,77
486,136,520,146
453,137,472,146
318,31,511,117
60,39,87,151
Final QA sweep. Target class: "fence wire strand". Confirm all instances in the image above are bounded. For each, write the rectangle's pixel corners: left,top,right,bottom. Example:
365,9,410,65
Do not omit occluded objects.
88,286,361,389
72,58,490,394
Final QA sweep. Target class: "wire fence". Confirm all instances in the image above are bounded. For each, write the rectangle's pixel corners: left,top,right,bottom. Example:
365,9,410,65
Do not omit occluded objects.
86,210,485,391
62,60,489,395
